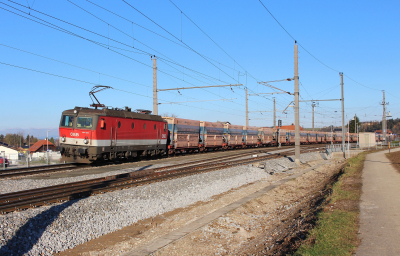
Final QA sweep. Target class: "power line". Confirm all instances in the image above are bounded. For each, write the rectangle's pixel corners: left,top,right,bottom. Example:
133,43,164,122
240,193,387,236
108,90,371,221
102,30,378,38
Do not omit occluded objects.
168,0,240,70
121,0,238,83
0,60,248,118
86,0,247,75
63,2,267,111
167,0,263,85
66,0,234,87
14,0,247,92
0,43,152,88
1,4,254,115
257,0,383,92
0,4,229,92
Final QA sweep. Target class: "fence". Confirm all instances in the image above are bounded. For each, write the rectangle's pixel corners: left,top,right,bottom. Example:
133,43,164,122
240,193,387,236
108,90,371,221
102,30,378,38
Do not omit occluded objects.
326,142,400,157
13,151,62,167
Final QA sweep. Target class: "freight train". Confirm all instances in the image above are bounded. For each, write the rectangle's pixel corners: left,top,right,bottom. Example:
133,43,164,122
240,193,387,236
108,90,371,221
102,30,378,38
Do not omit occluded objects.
58,106,358,163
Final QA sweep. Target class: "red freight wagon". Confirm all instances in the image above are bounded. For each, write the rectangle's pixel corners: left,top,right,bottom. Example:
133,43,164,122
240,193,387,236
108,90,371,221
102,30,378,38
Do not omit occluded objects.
317,131,326,143
164,117,200,154
199,121,224,151
334,132,343,143
308,131,317,144
277,129,288,145
224,123,244,148
259,127,275,146
244,126,259,147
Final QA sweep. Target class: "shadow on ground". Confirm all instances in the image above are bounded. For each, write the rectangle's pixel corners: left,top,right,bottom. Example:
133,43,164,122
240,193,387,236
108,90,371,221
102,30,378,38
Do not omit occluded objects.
0,199,78,256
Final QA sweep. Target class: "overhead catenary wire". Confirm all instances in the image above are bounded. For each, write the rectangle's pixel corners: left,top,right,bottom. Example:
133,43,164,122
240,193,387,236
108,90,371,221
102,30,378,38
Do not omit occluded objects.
0,8,246,115
167,0,264,87
0,3,233,93
67,0,270,111
258,0,382,93
0,61,248,118
86,0,248,75
0,43,152,88
121,0,239,83
1,3,264,116
6,0,287,116
14,0,247,93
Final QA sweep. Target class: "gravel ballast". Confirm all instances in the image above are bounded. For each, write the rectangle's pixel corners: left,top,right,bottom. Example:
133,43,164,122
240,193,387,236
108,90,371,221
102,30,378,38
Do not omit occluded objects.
0,152,324,255
0,164,168,195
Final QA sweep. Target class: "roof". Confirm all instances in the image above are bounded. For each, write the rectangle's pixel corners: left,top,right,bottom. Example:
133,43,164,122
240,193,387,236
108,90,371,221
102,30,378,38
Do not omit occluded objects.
375,130,393,134
275,123,304,130
62,107,165,122
29,140,55,152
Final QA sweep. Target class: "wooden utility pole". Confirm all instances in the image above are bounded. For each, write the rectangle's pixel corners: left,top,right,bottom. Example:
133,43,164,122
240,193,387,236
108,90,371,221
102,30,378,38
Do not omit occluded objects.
152,56,158,115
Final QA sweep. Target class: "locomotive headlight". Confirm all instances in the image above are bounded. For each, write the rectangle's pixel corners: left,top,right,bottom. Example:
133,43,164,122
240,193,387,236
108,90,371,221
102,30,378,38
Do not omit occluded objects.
83,139,89,144
61,137,66,142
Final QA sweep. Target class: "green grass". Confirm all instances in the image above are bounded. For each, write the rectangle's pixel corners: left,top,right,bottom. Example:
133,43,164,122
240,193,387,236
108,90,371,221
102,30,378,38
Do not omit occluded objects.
294,152,366,256
295,211,359,256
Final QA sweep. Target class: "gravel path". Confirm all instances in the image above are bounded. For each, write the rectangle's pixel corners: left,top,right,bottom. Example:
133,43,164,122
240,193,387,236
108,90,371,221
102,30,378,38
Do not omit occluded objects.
0,152,324,256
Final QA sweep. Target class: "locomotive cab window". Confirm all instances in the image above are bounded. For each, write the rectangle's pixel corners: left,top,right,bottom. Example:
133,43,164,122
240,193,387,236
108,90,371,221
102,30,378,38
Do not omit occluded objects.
76,117,93,128
164,124,167,132
60,115,75,127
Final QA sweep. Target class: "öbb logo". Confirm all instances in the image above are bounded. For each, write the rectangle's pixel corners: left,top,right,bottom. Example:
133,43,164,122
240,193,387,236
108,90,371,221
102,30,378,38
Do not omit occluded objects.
70,132,80,137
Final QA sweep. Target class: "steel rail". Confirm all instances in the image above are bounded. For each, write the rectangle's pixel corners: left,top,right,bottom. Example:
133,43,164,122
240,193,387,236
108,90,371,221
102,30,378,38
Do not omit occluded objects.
0,145,287,179
0,142,327,179
0,147,321,214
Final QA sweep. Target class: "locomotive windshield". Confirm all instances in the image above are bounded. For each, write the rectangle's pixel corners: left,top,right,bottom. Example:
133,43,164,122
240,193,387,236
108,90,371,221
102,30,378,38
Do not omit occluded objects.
76,117,93,129
60,115,75,127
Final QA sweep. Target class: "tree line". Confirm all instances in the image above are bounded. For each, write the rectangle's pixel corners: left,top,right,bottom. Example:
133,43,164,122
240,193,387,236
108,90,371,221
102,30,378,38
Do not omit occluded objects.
0,133,56,148
318,117,400,134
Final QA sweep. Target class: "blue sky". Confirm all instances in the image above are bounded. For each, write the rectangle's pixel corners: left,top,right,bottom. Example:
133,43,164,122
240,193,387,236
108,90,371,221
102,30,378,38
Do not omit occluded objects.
1,0,399,138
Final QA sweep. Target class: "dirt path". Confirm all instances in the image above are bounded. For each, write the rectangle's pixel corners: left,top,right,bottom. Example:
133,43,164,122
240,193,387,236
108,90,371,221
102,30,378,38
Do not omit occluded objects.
355,148,400,255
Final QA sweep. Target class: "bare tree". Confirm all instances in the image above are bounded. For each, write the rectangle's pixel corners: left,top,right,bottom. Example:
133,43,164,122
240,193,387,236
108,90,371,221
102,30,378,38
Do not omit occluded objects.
161,112,178,118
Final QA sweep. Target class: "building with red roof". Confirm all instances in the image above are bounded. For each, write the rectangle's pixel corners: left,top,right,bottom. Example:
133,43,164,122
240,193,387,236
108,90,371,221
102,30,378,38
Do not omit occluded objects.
29,140,56,153
275,123,304,130
375,129,393,135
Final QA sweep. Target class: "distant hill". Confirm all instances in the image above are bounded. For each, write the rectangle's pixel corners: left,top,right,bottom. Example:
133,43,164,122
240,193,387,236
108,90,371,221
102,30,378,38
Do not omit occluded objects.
0,128,59,139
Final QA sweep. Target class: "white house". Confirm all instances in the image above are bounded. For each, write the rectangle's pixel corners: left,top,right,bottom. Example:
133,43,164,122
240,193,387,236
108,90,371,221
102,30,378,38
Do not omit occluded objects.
0,145,18,161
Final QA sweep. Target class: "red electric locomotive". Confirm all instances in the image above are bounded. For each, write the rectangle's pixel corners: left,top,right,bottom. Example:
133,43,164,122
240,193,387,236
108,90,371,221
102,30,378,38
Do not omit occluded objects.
59,107,168,163
58,86,168,163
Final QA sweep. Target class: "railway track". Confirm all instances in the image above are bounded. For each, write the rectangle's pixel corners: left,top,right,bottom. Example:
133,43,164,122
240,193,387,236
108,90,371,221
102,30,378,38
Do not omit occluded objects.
0,163,82,179
0,146,322,214
0,147,277,179
0,144,326,179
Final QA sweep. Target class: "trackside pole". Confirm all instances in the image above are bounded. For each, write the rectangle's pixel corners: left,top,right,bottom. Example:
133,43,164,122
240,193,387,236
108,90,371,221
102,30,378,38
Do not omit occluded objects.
340,72,345,158
294,42,300,165
153,56,158,115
